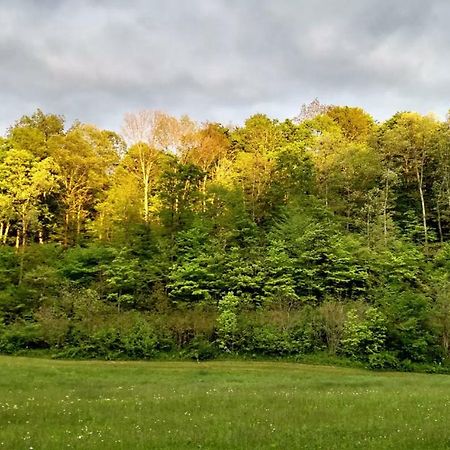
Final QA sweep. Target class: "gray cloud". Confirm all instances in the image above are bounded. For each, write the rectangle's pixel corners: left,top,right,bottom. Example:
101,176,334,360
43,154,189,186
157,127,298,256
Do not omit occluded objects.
0,0,449,134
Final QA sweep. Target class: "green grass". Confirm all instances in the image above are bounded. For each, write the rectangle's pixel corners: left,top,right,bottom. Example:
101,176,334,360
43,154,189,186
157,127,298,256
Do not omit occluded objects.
1,357,450,449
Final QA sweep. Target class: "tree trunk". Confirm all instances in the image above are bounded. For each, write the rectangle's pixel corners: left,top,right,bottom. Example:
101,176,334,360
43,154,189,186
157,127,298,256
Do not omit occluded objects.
383,176,389,243
1,222,10,244
143,174,149,222
22,219,27,248
63,212,69,248
416,166,428,248
202,174,208,213
437,200,444,243
4,222,9,244
346,187,351,231
76,208,82,240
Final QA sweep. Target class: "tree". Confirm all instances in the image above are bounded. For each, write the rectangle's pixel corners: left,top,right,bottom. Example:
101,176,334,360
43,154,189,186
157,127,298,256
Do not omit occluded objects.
7,110,65,160
0,193,14,245
94,165,143,242
216,292,240,351
230,115,284,221
0,149,59,247
11,109,64,140
104,249,142,311
124,143,163,223
295,98,331,123
122,110,196,154
48,124,119,246
274,143,314,201
431,282,450,357
158,157,204,232
379,113,440,247
183,123,231,211
433,122,450,241
121,111,198,224
327,142,382,231
300,114,344,207
326,106,375,143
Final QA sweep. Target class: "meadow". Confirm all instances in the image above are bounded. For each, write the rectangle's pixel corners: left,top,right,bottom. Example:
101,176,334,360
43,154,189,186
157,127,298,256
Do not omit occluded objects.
1,357,450,449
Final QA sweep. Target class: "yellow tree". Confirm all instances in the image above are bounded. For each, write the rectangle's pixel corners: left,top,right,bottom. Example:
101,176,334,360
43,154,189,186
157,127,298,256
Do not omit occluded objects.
302,114,345,207
326,106,375,143
0,193,14,244
94,165,142,241
121,110,197,223
0,149,59,247
121,143,162,223
183,123,231,210
48,124,119,246
228,114,283,221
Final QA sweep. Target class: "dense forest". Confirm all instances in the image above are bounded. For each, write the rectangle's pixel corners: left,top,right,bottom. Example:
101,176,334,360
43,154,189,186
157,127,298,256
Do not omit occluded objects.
1,102,450,370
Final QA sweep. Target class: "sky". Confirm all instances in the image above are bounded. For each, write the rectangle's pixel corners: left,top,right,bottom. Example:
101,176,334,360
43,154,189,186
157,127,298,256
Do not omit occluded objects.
0,0,449,134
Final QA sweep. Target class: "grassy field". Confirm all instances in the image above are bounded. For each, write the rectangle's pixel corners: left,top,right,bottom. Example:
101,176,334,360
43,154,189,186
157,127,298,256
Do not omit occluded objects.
1,357,450,449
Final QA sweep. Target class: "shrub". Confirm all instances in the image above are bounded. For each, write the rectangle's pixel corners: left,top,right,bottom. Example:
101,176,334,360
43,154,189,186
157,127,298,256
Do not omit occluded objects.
367,351,399,370
216,293,240,351
184,335,217,361
0,322,44,354
341,307,387,360
381,290,436,362
121,320,158,359
318,301,346,354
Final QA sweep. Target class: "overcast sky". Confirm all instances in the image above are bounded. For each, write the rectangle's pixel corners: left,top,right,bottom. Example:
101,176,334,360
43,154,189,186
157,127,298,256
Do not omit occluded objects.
1,0,449,133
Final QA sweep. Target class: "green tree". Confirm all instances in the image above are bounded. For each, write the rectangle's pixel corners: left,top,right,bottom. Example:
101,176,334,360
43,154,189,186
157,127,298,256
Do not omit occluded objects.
48,124,119,245
379,113,440,247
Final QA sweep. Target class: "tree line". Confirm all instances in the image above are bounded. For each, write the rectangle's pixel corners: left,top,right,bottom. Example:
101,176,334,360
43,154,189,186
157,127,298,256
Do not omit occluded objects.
0,103,449,369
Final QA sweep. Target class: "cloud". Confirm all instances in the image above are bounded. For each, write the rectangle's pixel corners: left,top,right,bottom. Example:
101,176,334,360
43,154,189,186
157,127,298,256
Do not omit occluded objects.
0,0,448,134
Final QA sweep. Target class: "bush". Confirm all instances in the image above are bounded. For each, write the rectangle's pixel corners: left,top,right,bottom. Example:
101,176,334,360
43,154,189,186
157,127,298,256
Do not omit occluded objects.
381,290,436,362
0,322,45,354
341,306,387,360
183,335,217,360
318,301,346,354
216,293,240,351
248,325,290,355
367,351,399,370
121,320,158,358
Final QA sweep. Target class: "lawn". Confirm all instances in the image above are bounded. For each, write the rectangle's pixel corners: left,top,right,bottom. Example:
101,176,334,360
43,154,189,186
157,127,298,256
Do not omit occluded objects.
1,357,450,449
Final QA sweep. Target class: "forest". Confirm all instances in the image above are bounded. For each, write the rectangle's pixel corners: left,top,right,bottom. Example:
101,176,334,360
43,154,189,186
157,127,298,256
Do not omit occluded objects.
1,101,450,370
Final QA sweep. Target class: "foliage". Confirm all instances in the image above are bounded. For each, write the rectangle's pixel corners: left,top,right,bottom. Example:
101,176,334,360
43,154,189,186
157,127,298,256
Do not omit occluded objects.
341,307,387,360
0,106,450,369
216,292,240,351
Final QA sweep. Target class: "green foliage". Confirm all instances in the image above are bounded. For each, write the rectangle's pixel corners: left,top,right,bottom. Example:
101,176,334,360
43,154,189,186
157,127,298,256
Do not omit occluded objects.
0,247,19,289
341,307,387,360
182,335,218,360
60,245,115,286
216,293,240,351
380,290,436,362
263,238,299,308
0,322,43,353
270,208,369,302
1,107,450,370
104,249,142,310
